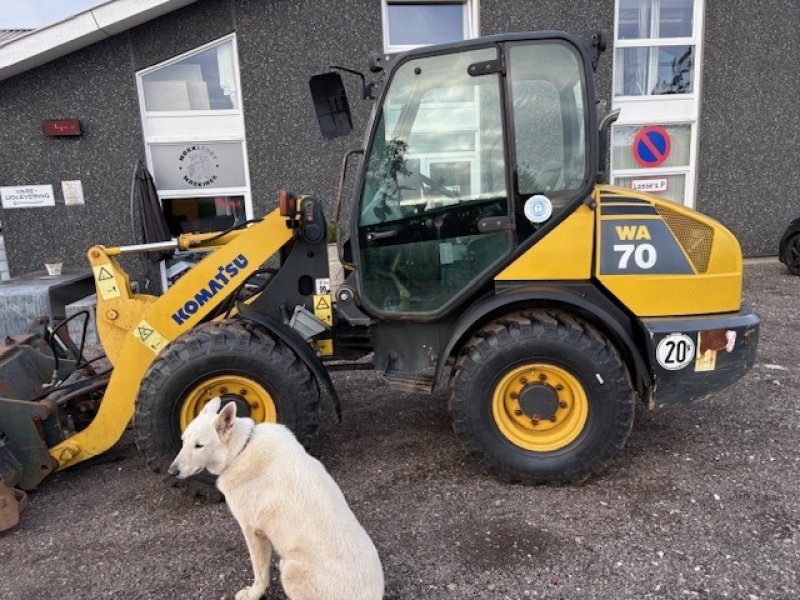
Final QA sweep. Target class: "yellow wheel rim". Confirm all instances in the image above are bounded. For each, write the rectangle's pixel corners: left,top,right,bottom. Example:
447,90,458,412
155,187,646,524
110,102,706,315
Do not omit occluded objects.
179,375,277,431
492,363,589,452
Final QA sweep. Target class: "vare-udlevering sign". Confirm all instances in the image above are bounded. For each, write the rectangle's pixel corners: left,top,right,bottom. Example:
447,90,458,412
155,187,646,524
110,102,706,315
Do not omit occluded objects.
0,185,56,209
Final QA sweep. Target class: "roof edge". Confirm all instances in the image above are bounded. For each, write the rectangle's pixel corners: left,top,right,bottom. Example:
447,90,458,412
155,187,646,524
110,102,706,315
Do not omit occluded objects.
0,0,199,82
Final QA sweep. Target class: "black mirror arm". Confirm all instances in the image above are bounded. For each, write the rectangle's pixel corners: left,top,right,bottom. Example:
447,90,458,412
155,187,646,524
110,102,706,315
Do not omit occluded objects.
329,64,377,99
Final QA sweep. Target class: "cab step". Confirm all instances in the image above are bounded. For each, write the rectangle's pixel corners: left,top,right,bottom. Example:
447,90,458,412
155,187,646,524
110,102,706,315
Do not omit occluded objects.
382,372,434,394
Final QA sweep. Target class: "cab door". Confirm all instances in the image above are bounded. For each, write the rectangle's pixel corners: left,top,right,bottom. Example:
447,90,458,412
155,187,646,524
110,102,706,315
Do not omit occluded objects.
356,46,511,317
354,37,596,318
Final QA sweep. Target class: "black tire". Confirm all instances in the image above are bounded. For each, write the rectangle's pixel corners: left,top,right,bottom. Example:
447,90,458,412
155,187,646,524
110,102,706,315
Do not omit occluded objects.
450,309,635,484
780,232,800,276
134,320,320,500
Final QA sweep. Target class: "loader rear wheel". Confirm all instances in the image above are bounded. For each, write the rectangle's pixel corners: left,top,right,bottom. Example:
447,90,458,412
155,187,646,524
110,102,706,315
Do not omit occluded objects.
134,320,320,500
450,309,635,484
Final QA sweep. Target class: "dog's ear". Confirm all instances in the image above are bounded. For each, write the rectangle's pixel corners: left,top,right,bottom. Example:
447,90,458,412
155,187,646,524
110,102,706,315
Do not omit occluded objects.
215,401,237,441
202,397,222,415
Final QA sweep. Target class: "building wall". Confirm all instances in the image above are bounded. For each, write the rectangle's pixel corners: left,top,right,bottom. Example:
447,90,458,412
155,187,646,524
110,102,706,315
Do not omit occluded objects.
233,0,383,217
0,33,145,280
697,0,800,256
0,0,795,283
0,0,382,280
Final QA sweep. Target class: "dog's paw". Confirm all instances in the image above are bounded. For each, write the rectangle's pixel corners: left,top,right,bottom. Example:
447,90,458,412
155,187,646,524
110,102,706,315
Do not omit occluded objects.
235,586,266,600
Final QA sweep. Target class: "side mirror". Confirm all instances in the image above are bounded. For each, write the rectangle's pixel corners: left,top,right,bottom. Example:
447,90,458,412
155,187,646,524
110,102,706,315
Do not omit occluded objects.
309,72,353,140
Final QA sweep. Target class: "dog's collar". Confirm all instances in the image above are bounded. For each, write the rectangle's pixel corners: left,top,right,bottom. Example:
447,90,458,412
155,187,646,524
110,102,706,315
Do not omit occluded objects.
234,423,256,459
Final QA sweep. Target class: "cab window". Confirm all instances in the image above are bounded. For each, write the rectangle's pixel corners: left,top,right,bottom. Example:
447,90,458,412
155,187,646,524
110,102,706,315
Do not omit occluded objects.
508,43,589,215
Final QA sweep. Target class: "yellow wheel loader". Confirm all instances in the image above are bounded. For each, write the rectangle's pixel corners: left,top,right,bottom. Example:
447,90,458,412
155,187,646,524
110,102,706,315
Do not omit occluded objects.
0,31,760,530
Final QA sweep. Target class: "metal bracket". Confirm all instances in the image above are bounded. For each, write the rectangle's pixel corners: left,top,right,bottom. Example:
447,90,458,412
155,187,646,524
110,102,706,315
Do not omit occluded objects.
478,216,514,233
468,58,505,76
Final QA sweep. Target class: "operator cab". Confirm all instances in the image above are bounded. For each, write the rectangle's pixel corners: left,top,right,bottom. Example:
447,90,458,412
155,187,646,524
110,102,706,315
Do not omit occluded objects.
313,33,598,319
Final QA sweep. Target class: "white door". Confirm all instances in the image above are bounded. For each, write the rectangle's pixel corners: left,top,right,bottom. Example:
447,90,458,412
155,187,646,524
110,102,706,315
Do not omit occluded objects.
611,0,705,207
135,34,252,288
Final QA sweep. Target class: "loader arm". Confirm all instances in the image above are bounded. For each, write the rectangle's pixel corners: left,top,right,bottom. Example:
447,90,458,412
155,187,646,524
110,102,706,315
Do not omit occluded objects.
49,209,293,470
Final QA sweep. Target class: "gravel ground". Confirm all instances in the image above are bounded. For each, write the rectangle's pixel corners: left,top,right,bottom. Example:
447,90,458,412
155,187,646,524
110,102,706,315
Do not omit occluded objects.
1,260,798,599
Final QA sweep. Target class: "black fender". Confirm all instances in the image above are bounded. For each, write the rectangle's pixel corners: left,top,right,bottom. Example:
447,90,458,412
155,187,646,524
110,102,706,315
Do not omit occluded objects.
235,306,342,422
434,282,653,400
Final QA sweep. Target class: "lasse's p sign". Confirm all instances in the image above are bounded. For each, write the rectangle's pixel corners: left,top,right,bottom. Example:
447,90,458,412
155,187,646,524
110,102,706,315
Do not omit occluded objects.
0,185,56,209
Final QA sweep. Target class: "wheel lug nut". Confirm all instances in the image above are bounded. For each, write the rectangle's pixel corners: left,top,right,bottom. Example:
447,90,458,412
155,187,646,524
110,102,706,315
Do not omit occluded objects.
510,392,519,400
559,401,568,408
550,416,557,422
555,384,564,391
220,387,228,394
250,402,259,409
514,409,523,416
539,373,547,382
520,377,528,385
239,389,247,396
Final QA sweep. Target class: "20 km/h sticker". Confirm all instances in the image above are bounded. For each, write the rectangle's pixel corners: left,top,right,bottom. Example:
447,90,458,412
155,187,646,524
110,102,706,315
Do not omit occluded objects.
632,125,671,168
656,333,695,370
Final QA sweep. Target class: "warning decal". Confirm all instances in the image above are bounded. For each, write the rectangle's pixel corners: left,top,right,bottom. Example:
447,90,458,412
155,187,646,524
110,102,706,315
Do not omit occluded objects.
313,294,333,326
92,264,121,300
133,319,169,354
316,338,334,356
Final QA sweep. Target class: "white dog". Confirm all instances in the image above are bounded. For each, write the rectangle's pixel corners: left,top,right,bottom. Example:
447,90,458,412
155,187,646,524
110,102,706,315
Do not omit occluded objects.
168,398,384,600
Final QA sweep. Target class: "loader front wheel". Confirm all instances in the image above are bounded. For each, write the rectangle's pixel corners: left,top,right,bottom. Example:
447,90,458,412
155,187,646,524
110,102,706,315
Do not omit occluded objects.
450,309,635,484
134,320,320,500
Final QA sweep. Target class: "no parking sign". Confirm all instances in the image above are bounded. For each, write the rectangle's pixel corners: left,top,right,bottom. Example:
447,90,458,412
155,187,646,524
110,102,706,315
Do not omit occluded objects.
632,125,671,168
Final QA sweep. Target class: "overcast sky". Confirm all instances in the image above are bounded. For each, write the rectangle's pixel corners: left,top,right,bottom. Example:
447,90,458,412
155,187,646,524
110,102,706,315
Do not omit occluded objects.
0,0,107,29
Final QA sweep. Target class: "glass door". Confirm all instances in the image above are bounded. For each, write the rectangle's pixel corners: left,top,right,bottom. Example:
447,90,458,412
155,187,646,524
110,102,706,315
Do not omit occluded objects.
135,34,252,289
357,47,510,316
611,0,705,207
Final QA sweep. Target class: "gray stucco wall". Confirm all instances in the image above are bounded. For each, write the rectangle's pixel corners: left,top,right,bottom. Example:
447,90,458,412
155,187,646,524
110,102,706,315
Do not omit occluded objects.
234,0,383,217
0,33,145,281
0,0,382,280
697,0,800,256
1,0,791,284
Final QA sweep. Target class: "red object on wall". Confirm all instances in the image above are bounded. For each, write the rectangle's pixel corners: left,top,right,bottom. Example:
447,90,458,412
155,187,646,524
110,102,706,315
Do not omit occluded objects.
42,119,82,136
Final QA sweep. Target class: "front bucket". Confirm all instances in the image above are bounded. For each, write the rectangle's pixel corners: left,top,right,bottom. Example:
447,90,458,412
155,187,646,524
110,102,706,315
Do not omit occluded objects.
0,478,27,532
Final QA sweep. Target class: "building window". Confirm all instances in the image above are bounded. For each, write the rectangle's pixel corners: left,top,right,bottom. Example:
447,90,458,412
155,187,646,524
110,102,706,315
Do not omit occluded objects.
141,39,238,111
611,0,704,207
614,0,695,97
381,1,479,53
618,0,693,39
135,34,252,289
162,196,246,236
616,45,693,96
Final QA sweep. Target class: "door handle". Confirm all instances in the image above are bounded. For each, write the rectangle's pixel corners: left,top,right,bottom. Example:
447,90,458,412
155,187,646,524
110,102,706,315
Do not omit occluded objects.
366,229,398,241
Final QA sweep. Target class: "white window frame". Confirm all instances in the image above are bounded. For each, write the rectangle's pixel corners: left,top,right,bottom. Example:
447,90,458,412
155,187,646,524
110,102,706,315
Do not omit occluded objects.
611,0,705,208
135,33,253,290
381,0,480,53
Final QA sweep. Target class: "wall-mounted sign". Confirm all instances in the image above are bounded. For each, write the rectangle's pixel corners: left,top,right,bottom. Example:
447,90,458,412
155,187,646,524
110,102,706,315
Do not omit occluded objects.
42,119,82,136
150,142,247,191
0,185,56,209
62,180,85,205
632,125,671,168
630,178,668,193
